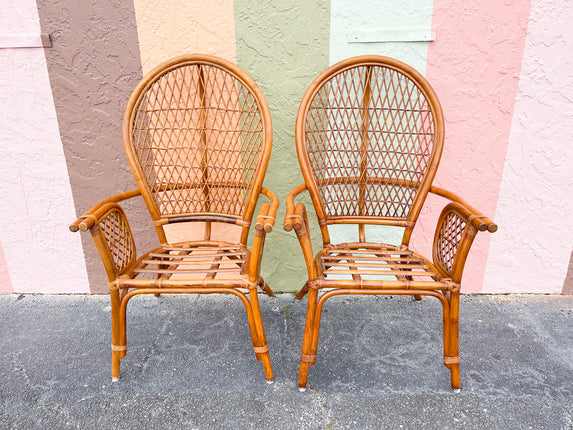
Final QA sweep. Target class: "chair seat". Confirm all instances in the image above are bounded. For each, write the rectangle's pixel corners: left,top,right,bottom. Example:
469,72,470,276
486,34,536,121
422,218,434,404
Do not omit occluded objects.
117,241,252,289
316,243,455,291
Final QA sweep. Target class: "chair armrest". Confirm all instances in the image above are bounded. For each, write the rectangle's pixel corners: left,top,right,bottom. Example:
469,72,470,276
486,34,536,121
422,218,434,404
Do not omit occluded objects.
430,186,497,233
432,200,496,283
69,189,141,232
254,187,279,233
70,191,140,280
283,184,308,232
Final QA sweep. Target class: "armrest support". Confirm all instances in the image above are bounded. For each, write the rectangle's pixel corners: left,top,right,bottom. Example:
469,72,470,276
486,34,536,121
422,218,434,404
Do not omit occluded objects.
283,184,318,281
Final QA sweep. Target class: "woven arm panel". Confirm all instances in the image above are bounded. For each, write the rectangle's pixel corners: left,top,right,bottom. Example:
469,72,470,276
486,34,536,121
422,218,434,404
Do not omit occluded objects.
299,57,443,225
125,57,270,222
97,207,137,276
87,205,137,280
432,202,481,283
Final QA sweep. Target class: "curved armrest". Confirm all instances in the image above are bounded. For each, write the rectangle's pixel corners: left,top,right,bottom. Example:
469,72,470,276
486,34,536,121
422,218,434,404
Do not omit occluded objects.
432,200,496,283
254,187,279,233
430,186,497,233
284,184,308,232
283,184,318,282
69,189,141,232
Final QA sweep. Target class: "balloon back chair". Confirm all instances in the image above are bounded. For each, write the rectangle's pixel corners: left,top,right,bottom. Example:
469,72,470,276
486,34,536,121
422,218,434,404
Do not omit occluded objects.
71,54,277,382
284,56,497,391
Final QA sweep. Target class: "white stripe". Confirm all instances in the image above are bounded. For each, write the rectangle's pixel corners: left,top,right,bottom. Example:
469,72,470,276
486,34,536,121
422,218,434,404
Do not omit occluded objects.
0,0,89,293
483,0,573,293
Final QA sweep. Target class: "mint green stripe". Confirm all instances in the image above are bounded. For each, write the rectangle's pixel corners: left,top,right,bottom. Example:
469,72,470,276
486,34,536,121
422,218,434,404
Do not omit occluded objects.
329,0,434,73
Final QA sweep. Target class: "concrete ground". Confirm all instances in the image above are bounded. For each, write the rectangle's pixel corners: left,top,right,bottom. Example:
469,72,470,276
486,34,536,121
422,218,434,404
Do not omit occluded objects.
0,292,571,429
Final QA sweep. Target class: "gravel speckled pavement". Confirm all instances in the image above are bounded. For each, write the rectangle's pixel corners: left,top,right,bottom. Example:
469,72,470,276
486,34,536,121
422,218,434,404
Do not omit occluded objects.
1,293,571,429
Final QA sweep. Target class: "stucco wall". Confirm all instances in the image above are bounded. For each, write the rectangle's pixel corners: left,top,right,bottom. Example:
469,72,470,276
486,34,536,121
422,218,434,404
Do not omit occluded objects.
1,0,572,294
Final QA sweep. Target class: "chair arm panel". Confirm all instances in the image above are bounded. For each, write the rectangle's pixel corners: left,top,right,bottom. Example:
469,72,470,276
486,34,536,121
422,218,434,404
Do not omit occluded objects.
432,201,494,283
71,201,137,281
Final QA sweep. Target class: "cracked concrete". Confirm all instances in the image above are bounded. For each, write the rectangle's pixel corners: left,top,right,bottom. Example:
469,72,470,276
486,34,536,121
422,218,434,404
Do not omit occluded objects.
0,293,571,429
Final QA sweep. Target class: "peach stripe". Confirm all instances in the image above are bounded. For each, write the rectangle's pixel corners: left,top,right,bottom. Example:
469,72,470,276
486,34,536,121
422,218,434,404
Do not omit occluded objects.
133,0,236,75
417,1,531,292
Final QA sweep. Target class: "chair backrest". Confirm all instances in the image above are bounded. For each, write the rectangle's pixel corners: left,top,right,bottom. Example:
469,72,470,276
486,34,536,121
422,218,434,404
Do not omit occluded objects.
295,56,444,245
123,54,272,242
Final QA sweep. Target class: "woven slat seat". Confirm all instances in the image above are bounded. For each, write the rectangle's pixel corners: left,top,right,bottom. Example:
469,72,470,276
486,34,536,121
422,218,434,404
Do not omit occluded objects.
71,54,277,382
284,56,497,391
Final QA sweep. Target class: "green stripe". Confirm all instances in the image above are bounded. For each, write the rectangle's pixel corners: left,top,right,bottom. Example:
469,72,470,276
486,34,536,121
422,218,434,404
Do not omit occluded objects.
234,0,330,292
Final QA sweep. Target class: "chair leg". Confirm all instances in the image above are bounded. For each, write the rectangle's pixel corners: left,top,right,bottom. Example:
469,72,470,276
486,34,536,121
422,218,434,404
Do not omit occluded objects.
248,288,274,382
443,291,460,390
298,288,318,390
110,289,125,381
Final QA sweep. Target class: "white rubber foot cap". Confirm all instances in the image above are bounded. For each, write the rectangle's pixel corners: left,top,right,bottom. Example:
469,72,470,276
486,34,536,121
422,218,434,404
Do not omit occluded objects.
453,388,460,393
266,380,274,385
112,377,120,382
298,387,306,392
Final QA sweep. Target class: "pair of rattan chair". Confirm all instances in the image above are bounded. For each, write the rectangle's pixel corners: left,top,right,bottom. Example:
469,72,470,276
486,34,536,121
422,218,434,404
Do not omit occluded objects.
71,54,496,391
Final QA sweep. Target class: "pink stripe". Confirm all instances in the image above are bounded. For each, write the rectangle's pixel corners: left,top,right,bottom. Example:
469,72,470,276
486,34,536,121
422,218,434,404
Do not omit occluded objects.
0,240,13,293
414,1,531,292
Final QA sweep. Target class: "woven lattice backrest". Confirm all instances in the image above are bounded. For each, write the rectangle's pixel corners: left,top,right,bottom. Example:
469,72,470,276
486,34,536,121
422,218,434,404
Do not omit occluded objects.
124,55,272,223
297,56,444,226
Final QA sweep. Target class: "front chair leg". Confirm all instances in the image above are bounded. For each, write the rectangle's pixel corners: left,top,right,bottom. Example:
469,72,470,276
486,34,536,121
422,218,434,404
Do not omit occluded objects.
110,289,125,381
298,287,319,390
248,288,274,382
443,291,460,391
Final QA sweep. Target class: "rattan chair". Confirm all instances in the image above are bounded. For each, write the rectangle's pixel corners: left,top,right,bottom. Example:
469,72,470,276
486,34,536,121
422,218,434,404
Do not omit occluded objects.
284,56,497,391
70,54,277,382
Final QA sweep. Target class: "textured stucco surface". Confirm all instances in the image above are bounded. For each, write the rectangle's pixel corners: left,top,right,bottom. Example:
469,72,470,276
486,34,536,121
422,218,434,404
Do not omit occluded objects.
37,0,156,293
0,0,89,293
234,0,330,292
483,0,573,293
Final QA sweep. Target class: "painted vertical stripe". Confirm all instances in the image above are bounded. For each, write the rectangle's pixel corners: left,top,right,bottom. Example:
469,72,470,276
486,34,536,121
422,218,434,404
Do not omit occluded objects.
329,0,434,71
37,0,147,293
0,241,13,293
234,0,330,292
422,1,531,292
0,0,89,293
329,0,435,247
483,0,573,293
133,0,236,75
133,0,238,245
